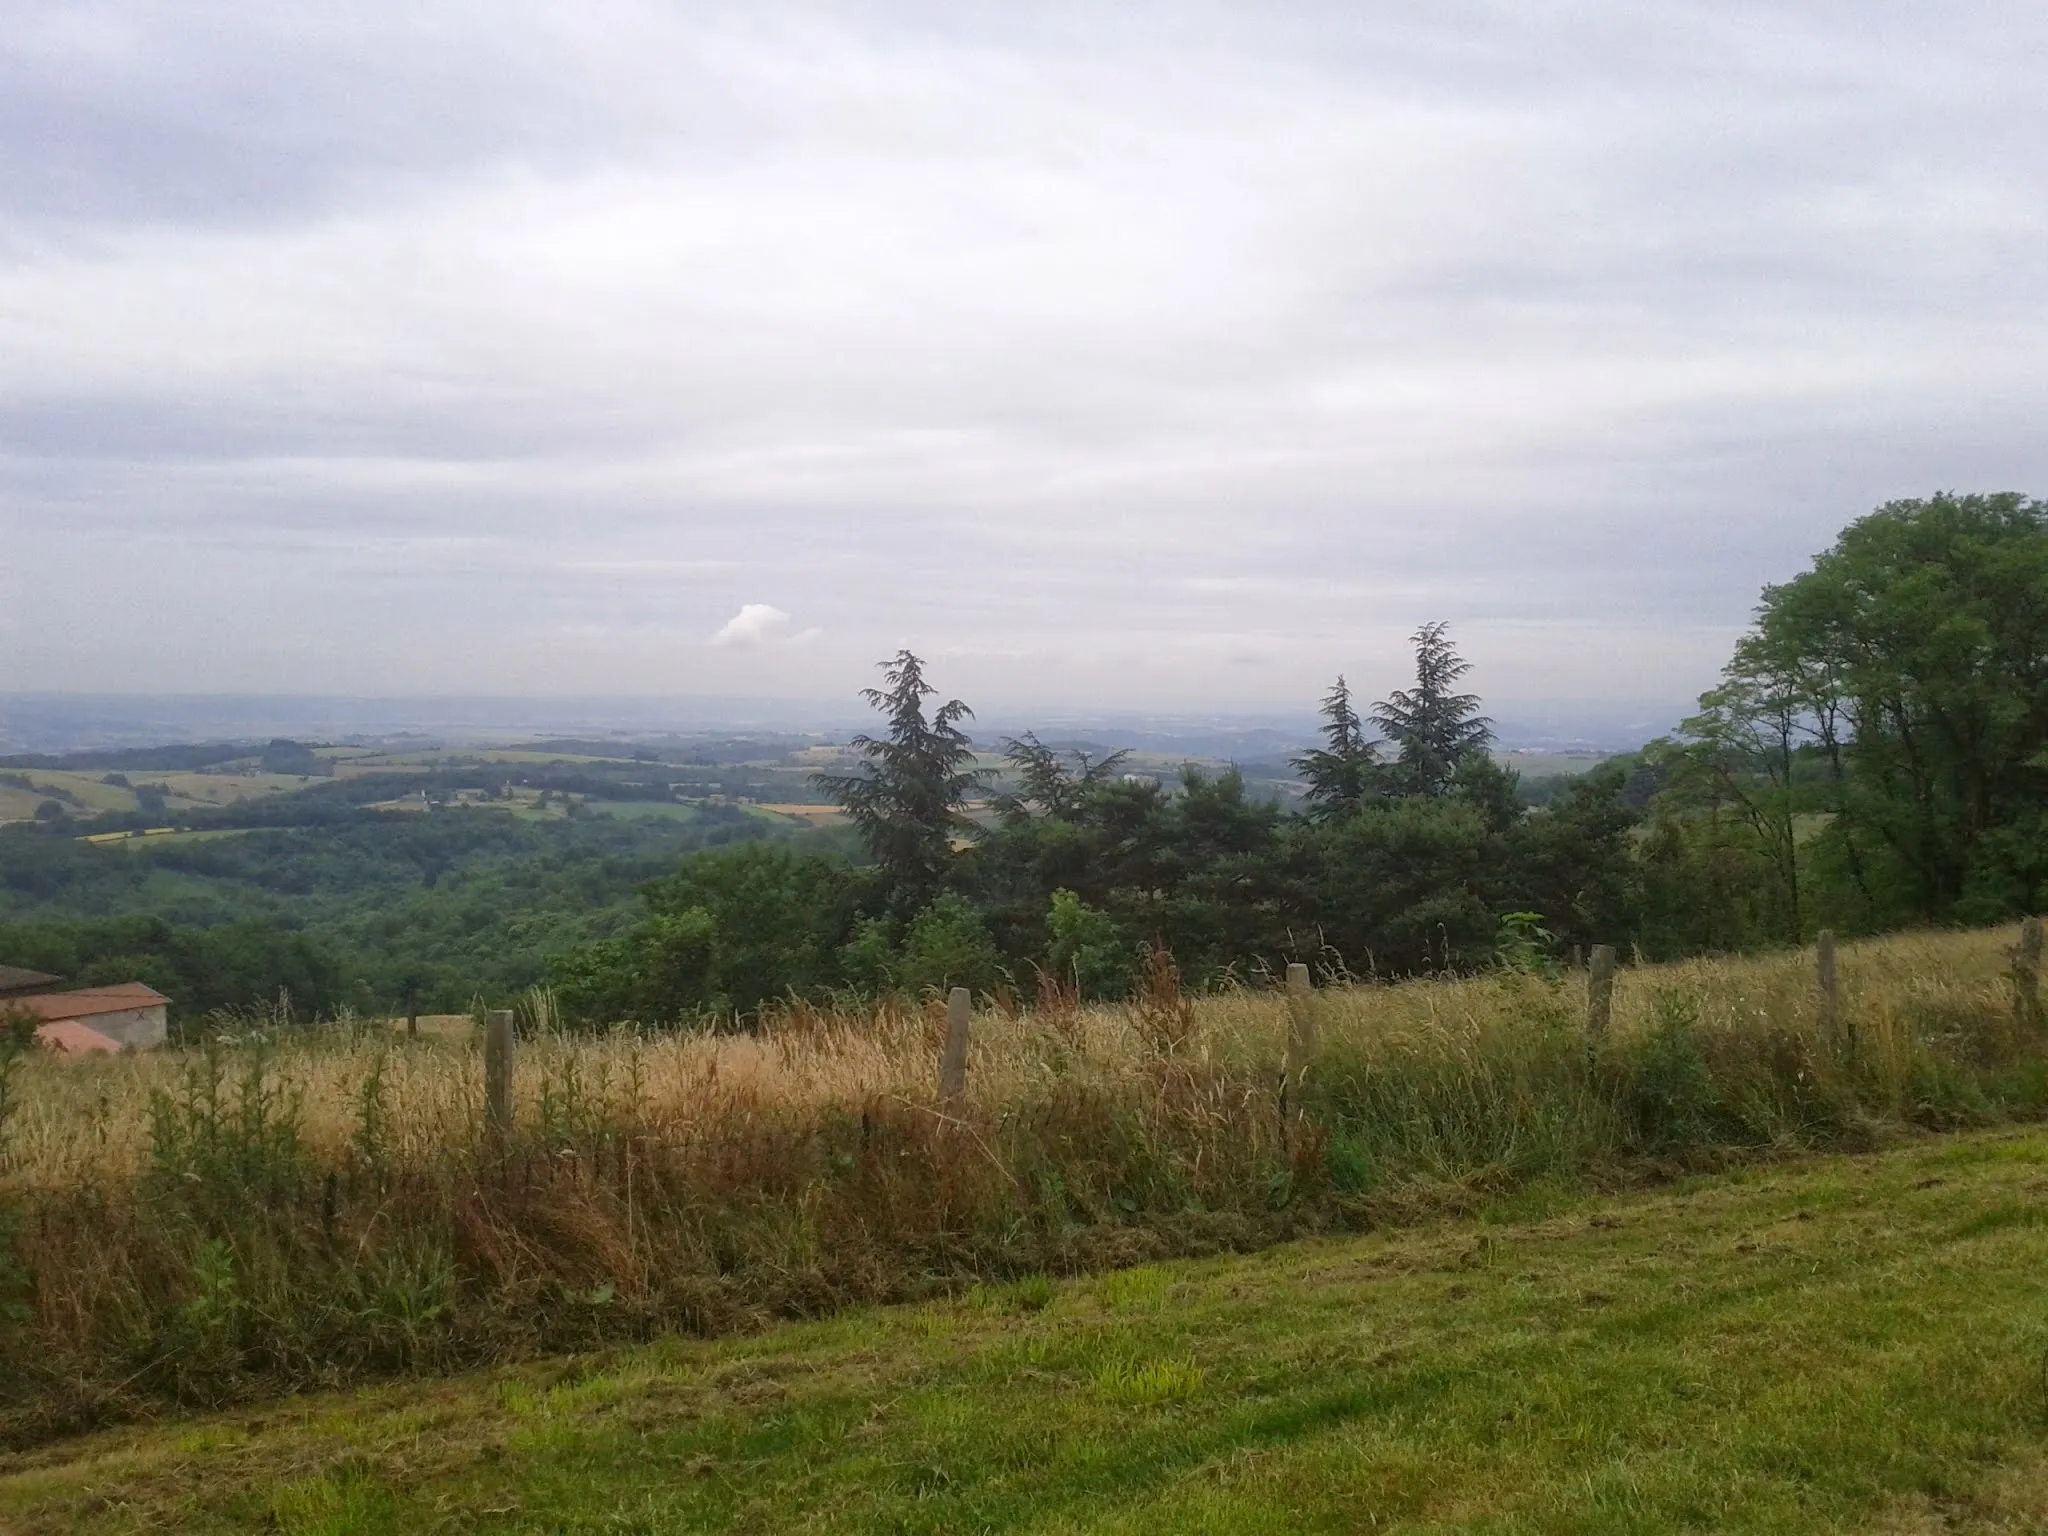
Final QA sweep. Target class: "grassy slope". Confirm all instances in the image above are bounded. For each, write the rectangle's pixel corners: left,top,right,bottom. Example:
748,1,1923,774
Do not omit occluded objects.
5,1127,2046,1534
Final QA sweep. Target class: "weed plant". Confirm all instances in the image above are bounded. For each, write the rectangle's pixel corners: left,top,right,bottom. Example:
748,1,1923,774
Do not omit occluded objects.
0,924,2042,1444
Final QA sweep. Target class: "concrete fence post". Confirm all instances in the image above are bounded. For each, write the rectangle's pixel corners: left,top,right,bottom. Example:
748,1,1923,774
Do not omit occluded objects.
2016,917,2044,1029
1815,929,1839,1035
1284,962,1318,1084
484,1008,515,1136
1586,945,1617,1041
939,986,971,1107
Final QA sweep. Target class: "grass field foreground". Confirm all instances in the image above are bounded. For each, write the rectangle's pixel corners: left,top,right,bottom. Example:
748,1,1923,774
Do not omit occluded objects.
3,1126,2046,1533
2,925,2045,1450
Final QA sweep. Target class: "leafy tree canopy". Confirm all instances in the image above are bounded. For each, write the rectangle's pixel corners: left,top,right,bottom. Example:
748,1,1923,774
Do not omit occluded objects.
1748,492,2048,921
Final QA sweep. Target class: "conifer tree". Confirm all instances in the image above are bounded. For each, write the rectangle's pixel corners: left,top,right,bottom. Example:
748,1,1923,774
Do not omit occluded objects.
1373,622,1492,797
993,732,1130,825
814,651,987,913
1293,674,1381,817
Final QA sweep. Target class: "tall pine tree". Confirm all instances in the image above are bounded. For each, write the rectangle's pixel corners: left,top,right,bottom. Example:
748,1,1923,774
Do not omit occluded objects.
1373,622,1492,797
993,732,1130,825
814,651,987,914
1293,674,1381,817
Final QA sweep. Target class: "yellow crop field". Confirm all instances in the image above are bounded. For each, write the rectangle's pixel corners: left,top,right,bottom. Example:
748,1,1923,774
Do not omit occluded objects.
752,802,847,822
107,828,247,851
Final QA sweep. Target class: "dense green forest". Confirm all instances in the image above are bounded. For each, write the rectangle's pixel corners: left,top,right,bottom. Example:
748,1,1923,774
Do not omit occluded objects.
0,805,785,1022
4,492,2043,1029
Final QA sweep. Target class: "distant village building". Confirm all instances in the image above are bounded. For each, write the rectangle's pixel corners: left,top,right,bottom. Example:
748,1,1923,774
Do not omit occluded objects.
11,983,170,1051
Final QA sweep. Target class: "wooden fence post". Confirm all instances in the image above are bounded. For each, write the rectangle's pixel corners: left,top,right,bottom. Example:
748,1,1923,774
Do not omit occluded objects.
1815,929,1839,1037
1569,944,1584,974
1586,945,1617,1041
2016,917,2044,1030
939,986,971,1107
484,1008,514,1136
1284,962,1318,1084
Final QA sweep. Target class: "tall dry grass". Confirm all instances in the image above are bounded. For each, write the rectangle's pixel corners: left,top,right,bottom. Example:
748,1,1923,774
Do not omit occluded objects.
0,924,2041,1444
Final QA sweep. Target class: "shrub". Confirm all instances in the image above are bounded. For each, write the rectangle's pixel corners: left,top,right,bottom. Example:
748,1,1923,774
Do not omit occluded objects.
899,895,1005,997
1620,989,1721,1152
1047,888,1132,1000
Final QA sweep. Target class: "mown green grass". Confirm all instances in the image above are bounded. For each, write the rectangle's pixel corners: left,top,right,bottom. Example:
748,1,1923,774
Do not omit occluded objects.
5,1126,2046,1534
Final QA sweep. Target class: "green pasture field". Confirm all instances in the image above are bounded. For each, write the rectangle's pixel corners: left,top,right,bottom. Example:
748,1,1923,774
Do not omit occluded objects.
582,800,700,822
5,1125,2045,1534
329,761,432,779
151,772,319,807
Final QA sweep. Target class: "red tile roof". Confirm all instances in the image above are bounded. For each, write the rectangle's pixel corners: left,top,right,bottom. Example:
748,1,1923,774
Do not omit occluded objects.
34,1019,123,1055
8,983,170,1023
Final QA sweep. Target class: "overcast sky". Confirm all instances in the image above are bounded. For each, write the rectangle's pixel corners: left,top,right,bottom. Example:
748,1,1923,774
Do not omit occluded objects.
2,2,2044,720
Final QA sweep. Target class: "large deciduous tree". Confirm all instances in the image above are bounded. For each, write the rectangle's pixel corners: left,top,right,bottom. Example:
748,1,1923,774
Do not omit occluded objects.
1749,493,2048,921
1661,640,1812,944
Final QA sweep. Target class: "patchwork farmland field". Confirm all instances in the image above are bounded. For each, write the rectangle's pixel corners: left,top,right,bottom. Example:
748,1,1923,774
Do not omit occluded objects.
0,770,316,821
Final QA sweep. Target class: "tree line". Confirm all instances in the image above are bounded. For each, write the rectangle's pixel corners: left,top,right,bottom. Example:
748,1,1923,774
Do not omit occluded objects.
554,493,2048,1024
548,626,1626,1022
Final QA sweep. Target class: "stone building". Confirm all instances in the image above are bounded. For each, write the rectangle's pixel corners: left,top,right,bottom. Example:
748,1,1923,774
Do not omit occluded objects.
11,982,171,1051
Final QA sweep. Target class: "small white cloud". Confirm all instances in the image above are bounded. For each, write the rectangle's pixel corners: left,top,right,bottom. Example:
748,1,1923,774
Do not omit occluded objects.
709,603,793,647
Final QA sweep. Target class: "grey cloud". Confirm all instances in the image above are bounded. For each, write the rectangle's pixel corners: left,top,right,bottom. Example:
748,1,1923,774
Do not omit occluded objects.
2,1,2044,717
0,4,759,226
